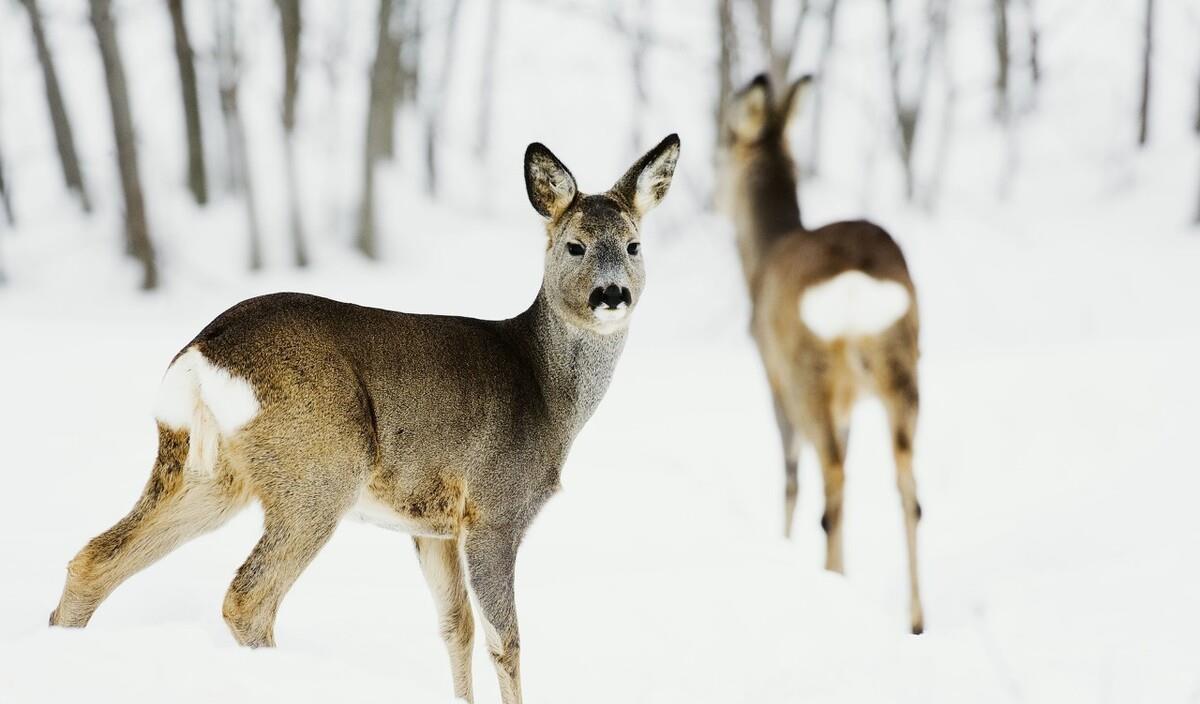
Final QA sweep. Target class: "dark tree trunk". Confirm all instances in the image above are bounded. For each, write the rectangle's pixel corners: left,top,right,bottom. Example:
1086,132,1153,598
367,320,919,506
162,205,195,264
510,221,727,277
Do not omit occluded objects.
1024,0,1040,87
358,0,401,260
400,0,422,106
0,142,13,227
715,0,738,155
167,0,208,205
90,0,157,290
424,0,464,197
883,0,943,202
806,0,841,177
276,0,309,266
379,0,405,160
1137,0,1153,147
993,0,1010,121
474,0,503,160
215,0,262,270
21,0,91,213
751,0,808,88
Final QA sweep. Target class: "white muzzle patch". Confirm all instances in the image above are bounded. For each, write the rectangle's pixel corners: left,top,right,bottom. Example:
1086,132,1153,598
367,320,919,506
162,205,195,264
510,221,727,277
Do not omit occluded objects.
592,304,629,323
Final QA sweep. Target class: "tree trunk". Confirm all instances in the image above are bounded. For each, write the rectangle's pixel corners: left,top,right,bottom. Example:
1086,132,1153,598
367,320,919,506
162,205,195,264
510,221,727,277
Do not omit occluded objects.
751,0,808,88
806,0,841,177
358,0,401,260
474,0,503,160
1137,0,1153,147
0,142,13,227
424,0,464,197
167,0,208,205
883,0,942,202
276,0,309,266
626,0,650,156
378,0,404,160
215,0,262,271
1023,0,1040,88
90,0,157,290
993,0,1009,122
715,0,738,154
21,0,91,212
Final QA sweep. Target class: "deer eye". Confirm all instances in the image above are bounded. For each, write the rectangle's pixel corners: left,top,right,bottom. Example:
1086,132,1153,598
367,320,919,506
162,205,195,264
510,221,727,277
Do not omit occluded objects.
566,242,585,256
627,242,641,255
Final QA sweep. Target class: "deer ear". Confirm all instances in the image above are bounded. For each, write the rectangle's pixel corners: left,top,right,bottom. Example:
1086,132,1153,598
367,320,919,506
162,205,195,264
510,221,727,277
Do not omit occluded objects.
524,143,578,219
610,133,681,218
779,74,814,128
728,74,771,142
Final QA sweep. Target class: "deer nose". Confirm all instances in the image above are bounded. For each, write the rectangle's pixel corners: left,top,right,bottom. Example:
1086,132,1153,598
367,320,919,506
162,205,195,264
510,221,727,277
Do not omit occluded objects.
589,284,631,309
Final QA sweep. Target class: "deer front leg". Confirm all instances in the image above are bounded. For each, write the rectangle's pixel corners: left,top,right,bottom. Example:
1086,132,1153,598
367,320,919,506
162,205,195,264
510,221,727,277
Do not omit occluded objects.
464,528,522,704
415,536,475,702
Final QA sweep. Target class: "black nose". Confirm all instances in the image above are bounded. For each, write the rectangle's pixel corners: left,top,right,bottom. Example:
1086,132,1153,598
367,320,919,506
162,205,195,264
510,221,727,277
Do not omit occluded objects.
589,285,631,309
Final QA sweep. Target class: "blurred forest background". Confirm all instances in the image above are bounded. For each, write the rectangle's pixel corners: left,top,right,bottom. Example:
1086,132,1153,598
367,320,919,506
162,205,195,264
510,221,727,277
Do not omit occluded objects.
0,0,1197,290
4,3,1200,701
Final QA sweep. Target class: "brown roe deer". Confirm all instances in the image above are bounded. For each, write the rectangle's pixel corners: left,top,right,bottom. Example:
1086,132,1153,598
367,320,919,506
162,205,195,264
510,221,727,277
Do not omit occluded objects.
49,135,681,702
720,74,924,634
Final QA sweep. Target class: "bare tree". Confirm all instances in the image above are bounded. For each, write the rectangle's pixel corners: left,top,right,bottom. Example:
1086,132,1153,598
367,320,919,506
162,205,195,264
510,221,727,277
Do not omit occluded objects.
474,0,504,160
215,0,263,270
1137,0,1153,147
20,0,91,213
1023,0,1040,89
276,0,309,266
378,1,405,160
805,0,841,177
90,0,157,290
0,142,13,228
610,0,651,157
358,0,402,259
715,0,739,154
751,0,809,87
167,0,208,205
0,52,11,230
400,0,423,106
1195,161,1200,225
424,0,464,197
883,0,944,201
992,0,1010,121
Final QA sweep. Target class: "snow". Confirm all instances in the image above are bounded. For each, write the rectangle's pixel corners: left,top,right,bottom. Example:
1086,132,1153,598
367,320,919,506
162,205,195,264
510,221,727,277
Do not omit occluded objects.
2,0,1200,702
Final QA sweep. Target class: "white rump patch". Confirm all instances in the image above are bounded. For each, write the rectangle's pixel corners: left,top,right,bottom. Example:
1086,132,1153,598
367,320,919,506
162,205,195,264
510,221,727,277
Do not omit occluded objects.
155,347,260,435
799,271,911,340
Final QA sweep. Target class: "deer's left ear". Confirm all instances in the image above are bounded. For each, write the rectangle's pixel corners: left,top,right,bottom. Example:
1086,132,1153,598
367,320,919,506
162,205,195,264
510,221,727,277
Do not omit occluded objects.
610,133,681,218
779,74,814,128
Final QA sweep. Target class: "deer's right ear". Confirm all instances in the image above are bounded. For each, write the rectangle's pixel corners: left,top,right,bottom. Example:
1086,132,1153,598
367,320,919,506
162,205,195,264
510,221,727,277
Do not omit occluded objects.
728,74,771,142
524,143,578,219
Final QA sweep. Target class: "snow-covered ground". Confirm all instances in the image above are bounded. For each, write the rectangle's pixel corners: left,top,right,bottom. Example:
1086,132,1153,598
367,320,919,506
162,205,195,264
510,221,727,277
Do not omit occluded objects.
3,0,1200,701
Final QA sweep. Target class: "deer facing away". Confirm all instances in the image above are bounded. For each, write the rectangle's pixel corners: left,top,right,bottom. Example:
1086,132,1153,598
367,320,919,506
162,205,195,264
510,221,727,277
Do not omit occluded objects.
720,74,924,634
49,134,681,703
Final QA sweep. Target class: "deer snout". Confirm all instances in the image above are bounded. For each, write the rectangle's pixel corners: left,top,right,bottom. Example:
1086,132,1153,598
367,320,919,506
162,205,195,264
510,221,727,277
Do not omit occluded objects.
589,284,632,310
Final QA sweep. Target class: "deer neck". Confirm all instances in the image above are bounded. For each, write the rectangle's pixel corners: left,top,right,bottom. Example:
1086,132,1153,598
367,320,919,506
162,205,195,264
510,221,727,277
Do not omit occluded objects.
510,288,628,436
732,149,803,290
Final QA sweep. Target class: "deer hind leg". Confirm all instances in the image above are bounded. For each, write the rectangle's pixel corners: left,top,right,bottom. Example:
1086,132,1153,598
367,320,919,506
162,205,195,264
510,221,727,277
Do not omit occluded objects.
464,528,522,704
772,394,801,539
876,350,924,635
813,415,847,575
51,426,249,627
221,478,354,648
415,536,475,702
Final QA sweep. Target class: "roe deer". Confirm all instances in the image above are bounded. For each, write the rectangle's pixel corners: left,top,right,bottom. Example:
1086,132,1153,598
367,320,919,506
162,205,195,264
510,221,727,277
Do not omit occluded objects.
49,134,681,702
719,74,924,634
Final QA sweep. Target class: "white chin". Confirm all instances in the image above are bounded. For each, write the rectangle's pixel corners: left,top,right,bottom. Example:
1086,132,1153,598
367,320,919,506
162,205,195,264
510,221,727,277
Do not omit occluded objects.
592,306,628,322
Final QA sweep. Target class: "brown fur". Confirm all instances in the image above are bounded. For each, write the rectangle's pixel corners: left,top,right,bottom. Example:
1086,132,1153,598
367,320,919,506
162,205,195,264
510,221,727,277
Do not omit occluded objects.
721,75,925,634
50,135,682,703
